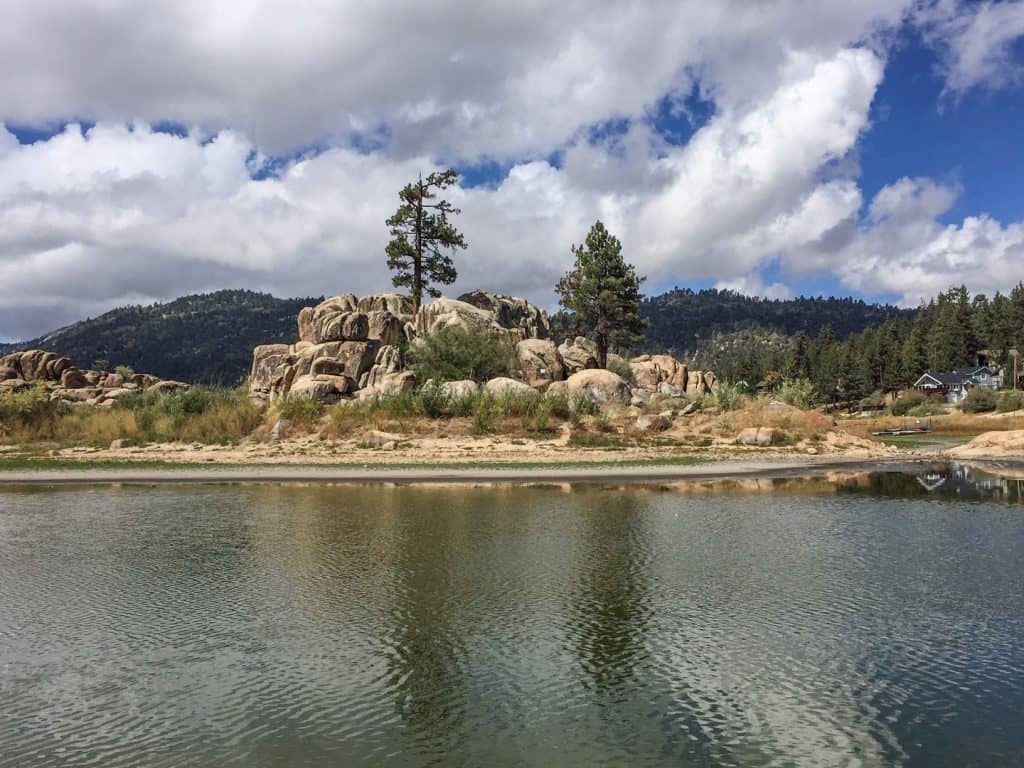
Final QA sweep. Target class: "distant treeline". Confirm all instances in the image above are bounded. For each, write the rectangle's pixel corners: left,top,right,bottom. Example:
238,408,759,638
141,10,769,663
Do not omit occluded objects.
690,285,1024,404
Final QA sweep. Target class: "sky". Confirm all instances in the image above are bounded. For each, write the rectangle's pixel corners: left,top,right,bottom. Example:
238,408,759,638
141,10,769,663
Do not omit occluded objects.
1,0,1024,341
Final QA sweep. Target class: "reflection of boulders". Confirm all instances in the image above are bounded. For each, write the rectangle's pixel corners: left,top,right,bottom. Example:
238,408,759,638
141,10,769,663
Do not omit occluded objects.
248,288,718,407
0,349,189,407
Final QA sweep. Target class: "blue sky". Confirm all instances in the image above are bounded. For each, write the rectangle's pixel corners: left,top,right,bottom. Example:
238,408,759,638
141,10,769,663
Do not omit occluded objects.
1,0,1023,340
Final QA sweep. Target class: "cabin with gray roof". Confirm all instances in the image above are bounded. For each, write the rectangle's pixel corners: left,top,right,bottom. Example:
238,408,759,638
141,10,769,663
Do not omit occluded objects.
912,366,999,405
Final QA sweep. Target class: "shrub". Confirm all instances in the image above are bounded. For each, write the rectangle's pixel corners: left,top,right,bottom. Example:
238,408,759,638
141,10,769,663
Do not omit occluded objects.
906,401,946,417
714,382,745,412
471,394,497,434
961,387,997,413
114,364,135,379
606,357,634,384
545,389,571,419
890,390,927,416
776,378,815,410
997,390,1024,413
410,325,511,383
0,383,60,426
568,392,598,428
275,395,324,427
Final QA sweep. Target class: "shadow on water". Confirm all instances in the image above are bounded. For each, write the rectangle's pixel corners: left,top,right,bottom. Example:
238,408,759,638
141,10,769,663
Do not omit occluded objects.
837,462,1024,504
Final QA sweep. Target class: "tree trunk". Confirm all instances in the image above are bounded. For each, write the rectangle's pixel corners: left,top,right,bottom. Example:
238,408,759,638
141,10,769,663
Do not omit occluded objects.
597,333,608,370
413,177,424,313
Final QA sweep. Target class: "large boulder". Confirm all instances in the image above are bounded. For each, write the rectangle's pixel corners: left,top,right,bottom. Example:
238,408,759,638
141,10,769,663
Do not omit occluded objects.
250,344,295,399
438,379,479,399
457,290,550,340
364,345,405,390
313,311,369,344
357,293,415,317
413,297,509,340
516,339,564,390
558,337,598,375
366,311,404,346
630,354,688,391
566,369,631,404
737,427,782,446
289,374,351,403
60,368,90,389
484,377,537,397
313,340,379,381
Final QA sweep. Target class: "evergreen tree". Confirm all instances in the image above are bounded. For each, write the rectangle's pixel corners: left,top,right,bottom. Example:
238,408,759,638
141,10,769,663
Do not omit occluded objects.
385,169,467,312
783,331,811,380
555,221,647,368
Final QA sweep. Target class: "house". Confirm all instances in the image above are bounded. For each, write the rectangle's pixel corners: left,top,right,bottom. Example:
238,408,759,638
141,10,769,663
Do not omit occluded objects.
913,366,1000,405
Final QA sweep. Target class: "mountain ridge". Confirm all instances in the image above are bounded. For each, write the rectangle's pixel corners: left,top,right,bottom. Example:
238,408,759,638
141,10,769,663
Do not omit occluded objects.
2,287,915,384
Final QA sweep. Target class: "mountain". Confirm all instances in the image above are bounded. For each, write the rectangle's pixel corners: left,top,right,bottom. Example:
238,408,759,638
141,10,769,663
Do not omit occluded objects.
3,287,915,385
1,290,319,384
637,288,915,355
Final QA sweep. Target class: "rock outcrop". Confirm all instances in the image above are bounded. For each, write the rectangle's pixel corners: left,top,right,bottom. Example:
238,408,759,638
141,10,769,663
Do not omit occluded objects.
249,288,718,408
0,349,189,407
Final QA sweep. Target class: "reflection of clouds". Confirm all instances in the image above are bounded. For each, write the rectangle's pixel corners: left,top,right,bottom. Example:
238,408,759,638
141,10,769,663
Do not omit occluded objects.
649,497,904,766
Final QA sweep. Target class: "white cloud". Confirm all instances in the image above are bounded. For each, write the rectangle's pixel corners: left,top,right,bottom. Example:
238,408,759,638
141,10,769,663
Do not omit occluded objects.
917,0,1024,95
831,177,1024,304
0,0,907,157
0,1,1022,340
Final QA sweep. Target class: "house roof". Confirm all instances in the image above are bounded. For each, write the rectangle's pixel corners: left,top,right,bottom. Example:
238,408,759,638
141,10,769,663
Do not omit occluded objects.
914,366,996,388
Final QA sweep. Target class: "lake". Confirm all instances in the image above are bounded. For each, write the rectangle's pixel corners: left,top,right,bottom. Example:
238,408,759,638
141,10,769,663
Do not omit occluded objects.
1,464,1022,767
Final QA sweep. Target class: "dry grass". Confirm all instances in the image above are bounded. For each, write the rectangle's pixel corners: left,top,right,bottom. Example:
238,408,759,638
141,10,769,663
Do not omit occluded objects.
841,410,1024,439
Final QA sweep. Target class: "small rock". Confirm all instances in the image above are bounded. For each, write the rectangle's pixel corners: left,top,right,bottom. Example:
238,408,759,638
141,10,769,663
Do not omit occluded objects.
806,446,819,455
271,419,291,440
109,439,128,450
636,413,672,431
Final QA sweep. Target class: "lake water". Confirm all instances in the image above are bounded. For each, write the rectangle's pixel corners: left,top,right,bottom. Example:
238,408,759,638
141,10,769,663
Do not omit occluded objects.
1,465,1023,767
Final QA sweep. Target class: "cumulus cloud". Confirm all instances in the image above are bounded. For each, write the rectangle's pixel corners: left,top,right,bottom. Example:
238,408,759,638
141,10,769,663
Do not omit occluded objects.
831,178,1024,304
917,0,1024,95
0,0,1022,340
0,0,907,157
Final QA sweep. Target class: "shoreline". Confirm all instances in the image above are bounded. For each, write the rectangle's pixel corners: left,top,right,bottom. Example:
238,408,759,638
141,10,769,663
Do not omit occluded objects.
1,454,1009,487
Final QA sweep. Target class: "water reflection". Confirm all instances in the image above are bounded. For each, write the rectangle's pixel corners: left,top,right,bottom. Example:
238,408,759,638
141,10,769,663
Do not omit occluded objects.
1,477,1023,767
838,462,1024,503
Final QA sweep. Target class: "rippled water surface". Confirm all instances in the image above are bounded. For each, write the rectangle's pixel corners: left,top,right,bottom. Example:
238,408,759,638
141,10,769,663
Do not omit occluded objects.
2,470,1023,767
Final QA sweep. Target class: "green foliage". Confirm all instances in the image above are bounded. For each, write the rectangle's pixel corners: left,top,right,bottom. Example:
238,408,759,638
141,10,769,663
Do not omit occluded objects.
890,390,928,416
275,395,323,426
996,390,1024,413
906,401,946,417
714,381,745,412
0,384,59,426
410,325,510,383
605,356,634,383
776,378,816,409
114,364,135,379
555,220,648,368
960,387,996,413
545,389,571,419
385,169,467,311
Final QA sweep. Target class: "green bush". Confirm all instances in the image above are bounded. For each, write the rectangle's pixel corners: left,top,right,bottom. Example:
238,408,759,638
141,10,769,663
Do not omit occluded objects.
545,389,571,419
906,401,945,417
776,378,815,409
890,390,927,416
0,383,60,426
714,382,745,412
410,325,511,384
606,357,634,384
961,387,997,413
997,390,1024,413
114,364,135,380
274,394,323,427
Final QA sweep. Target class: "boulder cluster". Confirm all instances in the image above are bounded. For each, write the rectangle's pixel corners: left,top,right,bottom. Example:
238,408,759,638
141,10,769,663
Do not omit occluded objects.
249,289,718,407
0,349,189,407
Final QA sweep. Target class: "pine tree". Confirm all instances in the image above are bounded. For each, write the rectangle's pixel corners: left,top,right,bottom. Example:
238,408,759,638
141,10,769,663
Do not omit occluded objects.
385,169,467,312
555,221,647,369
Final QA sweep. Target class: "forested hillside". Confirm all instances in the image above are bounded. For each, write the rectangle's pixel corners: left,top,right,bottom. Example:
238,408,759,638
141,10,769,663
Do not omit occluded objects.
637,288,915,354
2,290,317,384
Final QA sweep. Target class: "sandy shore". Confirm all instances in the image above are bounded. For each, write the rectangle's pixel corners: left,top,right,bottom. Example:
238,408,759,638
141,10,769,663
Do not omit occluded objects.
0,455,935,487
